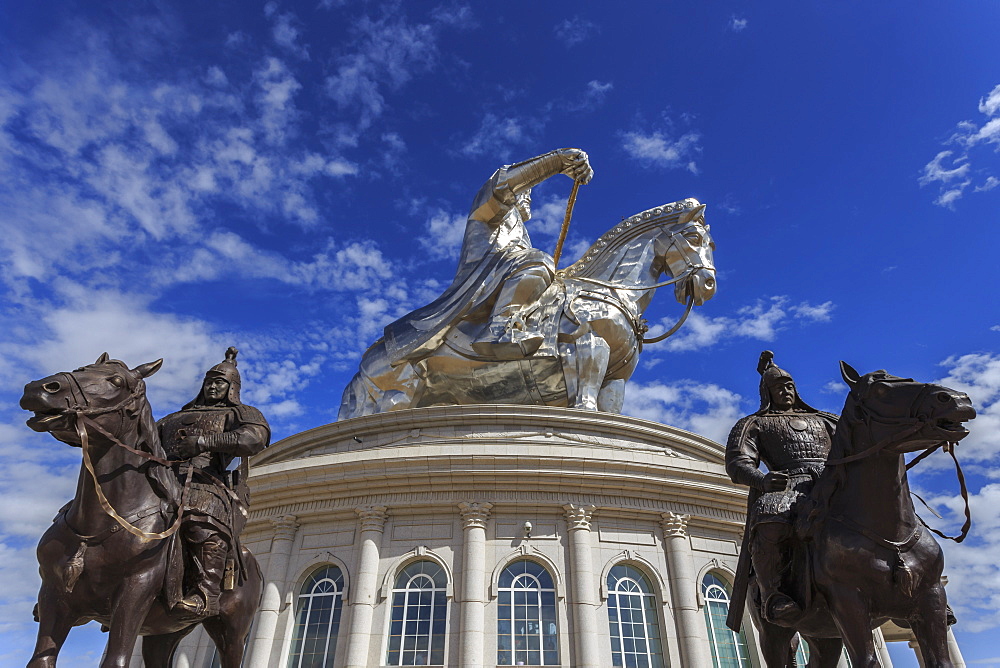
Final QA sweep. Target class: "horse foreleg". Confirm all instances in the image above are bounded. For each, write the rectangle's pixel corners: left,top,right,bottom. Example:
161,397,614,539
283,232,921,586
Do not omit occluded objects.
597,378,625,413
203,616,249,668
569,331,610,411
28,585,74,668
907,583,954,668
756,621,796,668
828,590,880,668
99,575,159,668
141,628,195,668
802,636,845,668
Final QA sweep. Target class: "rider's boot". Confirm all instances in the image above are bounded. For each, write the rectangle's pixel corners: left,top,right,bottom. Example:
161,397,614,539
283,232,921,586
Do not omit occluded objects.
752,524,801,624
471,266,549,359
175,536,227,617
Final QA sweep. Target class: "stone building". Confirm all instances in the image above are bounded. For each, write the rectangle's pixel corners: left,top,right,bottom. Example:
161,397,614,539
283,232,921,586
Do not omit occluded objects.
156,404,957,667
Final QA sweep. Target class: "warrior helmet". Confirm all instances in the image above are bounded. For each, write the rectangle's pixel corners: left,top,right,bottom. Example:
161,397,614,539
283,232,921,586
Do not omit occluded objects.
756,350,818,413
184,347,242,408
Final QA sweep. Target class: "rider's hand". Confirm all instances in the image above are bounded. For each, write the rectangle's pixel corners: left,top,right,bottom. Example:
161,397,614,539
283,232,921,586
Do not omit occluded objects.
174,429,204,459
763,471,789,492
558,148,593,184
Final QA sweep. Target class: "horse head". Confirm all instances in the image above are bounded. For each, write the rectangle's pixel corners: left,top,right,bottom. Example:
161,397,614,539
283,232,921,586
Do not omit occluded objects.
20,352,163,450
659,203,716,306
837,361,976,456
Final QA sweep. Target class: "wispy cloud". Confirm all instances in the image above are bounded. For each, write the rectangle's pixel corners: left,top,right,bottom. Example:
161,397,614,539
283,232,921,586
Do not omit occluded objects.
728,16,749,32
921,83,1000,207
568,80,614,112
621,127,702,173
624,380,745,444
553,16,599,48
644,296,835,354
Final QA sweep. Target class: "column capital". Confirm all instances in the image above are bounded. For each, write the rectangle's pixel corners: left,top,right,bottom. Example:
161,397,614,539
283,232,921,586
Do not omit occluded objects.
562,504,597,531
271,514,299,540
356,505,389,533
660,512,691,538
458,501,493,529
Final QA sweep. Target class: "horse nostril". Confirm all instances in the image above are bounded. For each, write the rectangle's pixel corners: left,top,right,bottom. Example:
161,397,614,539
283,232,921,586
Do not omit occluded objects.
42,381,62,394
936,392,951,404
705,278,716,289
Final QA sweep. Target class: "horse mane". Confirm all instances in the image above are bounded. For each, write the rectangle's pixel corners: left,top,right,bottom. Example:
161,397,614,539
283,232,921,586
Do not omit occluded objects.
561,197,702,279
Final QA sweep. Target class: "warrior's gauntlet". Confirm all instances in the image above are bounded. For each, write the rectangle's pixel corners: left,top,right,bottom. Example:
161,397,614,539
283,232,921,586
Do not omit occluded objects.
496,149,589,202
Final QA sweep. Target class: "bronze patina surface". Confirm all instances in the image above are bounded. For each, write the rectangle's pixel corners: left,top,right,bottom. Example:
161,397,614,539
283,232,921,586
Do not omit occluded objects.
726,352,976,667
20,351,267,668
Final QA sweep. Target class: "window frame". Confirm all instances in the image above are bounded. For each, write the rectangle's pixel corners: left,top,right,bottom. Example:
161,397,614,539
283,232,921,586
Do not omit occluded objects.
606,563,666,668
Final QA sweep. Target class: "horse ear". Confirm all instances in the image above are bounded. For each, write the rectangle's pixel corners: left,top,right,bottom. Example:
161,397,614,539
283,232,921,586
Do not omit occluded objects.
840,361,860,387
96,352,110,364
133,359,163,379
678,203,707,226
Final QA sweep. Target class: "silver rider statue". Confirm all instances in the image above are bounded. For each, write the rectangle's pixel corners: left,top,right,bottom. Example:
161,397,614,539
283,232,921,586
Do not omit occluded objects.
383,148,593,363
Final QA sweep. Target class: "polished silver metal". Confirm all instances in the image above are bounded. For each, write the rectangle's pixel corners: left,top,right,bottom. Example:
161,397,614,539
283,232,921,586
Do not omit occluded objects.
339,151,716,418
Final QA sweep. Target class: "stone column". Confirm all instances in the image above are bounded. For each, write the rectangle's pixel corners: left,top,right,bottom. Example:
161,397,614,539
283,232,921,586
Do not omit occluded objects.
563,504,602,668
458,501,493,668
660,512,712,667
872,627,892,667
909,639,927,668
247,515,299,668
947,627,966,667
344,505,389,668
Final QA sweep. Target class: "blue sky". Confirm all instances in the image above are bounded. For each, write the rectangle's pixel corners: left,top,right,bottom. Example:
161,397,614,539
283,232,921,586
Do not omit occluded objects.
1,1,998,665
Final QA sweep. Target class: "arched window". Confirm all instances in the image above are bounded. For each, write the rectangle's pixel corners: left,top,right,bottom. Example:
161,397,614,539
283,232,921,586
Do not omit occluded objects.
606,564,665,667
287,565,345,668
702,573,751,668
386,560,448,666
497,560,559,666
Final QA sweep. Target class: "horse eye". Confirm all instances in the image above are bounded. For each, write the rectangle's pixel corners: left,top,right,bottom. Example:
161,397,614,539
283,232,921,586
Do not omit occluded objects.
936,392,951,403
110,376,124,387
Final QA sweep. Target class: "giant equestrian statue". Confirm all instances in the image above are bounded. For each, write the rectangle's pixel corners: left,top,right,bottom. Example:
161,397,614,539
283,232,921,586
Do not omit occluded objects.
340,148,718,417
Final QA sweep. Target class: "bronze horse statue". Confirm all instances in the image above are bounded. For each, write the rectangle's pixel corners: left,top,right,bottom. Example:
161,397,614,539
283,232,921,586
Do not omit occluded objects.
741,362,975,667
20,354,262,668
340,198,716,418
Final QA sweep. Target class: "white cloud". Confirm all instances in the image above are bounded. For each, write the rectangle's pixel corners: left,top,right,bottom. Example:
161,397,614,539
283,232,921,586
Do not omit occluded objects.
624,380,745,444
553,17,599,48
728,16,749,32
569,80,614,112
420,208,468,260
645,296,835,353
271,10,310,59
920,150,970,186
324,11,451,138
255,57,302,145
459,113,530,158
975,176,1000,192
921,83,1000,208
622,129,702,173
979,83,1000,117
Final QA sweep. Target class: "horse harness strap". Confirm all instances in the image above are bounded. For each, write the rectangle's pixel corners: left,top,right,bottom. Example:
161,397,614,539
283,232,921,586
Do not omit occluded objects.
76,411,194,542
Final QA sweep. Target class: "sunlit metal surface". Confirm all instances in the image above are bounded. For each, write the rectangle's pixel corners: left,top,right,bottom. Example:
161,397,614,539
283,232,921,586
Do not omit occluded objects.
339,151,716,419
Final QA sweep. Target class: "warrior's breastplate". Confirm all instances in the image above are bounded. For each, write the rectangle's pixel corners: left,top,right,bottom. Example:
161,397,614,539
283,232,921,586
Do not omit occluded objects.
159,408,230,472
756,414,832,471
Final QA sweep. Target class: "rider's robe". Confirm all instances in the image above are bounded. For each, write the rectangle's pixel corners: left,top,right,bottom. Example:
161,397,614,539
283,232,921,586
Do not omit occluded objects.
724,409,838,629
158,404,270,541
383,168,555,366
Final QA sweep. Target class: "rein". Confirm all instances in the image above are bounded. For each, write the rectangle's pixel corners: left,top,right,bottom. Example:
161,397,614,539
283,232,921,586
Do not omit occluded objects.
825,387,971,543
562,227,712,346
59,369,193,542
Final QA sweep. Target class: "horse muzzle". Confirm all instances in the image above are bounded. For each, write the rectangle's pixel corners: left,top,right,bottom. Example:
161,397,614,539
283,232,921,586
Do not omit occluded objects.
675,268,717,306
21,378,75,434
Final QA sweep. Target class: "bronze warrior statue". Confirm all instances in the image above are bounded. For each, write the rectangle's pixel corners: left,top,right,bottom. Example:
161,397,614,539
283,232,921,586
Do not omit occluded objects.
726,351,837,625
158,347,270,616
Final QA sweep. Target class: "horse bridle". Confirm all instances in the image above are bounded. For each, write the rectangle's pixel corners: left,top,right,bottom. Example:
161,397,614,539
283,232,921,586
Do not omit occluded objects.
55,364,193,542
564,224,714,344
825,378,971,543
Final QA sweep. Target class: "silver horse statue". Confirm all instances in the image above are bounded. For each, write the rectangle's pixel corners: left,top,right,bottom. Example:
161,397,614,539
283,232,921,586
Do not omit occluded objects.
340,197,716,418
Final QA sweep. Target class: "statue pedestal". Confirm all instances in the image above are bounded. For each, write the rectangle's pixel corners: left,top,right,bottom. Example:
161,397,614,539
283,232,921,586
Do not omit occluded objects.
232,405,750,667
